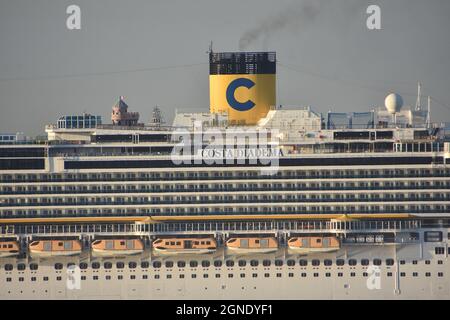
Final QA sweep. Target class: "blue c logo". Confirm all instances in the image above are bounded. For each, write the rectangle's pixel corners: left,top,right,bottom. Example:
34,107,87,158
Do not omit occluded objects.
226,78,255,111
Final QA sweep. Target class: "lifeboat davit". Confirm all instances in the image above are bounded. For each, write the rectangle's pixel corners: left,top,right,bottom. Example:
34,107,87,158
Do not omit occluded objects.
153,237,217,255
29,240,82,257
0,240,20,258
226,237,278,254
288,236,340,253
91,239,144,257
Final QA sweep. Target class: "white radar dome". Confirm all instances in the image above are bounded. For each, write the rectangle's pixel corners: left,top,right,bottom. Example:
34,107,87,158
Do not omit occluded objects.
384,93,403,115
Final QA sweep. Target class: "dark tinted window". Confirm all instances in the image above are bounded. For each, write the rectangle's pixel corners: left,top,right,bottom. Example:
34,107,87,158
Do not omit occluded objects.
226,260,234,267
190,261,198,268
202,261,210,268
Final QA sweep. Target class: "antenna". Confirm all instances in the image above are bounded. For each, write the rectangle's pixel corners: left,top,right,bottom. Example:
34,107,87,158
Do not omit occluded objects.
207,41,213,54
427,96,431,129
415,82,422,111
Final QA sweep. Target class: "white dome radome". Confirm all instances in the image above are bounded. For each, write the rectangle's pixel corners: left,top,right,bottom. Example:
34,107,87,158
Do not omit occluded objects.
385,93,403,115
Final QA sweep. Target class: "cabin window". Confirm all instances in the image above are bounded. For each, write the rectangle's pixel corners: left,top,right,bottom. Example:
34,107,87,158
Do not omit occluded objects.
177,261,186,268
79,263,88,270
324,259,332,266
129,262,137,269
116,262,125,269
104,262,112,269
54,263,63,270
373,259,382,266
238,260,247,267
17,263,26,271
348,259,357,266
214,260,222,267
263,260,271,267
275,260,283,267
336,259,345,266
153,261,161,268
165,261,173,268
206,241,211,245
251,260,259,267
435,247,445,255
312,259,320,266
194,241,199,245
92,262,100,269
29,263,38,270
385,259,394,266
190,261,198,268
361,259,370,266
226,260,234,267
141,261,150,269
201,261,210,268
299,259,308,266
4,264,13,271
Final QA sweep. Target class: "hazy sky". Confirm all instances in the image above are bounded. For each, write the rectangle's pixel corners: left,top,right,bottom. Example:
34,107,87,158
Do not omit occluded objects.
0,0,449,135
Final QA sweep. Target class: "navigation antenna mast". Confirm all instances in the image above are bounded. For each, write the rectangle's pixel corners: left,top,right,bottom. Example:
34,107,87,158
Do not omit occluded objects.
415,82,422,111
427,96,431,129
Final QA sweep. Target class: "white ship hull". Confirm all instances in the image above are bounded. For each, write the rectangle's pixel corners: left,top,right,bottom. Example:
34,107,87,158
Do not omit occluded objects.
1,239,449,300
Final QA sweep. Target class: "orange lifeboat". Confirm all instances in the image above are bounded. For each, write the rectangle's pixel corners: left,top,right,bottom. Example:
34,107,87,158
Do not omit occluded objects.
29,240,82,257
288,236,340,253
0,240,20,258
153,237,217,255
226,237,278,254
91,239,144,257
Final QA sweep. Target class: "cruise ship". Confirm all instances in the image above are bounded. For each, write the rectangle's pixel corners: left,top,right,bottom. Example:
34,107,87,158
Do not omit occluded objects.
1,51,450,300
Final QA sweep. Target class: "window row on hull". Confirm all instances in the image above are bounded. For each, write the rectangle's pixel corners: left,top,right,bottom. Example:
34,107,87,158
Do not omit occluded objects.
1,168,449,183
2,192,450,207
1,204,450,218
2,180,450,195
63,156,444,170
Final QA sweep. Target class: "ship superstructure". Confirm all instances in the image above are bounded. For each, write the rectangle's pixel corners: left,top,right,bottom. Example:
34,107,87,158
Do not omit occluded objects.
1,51,450,300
